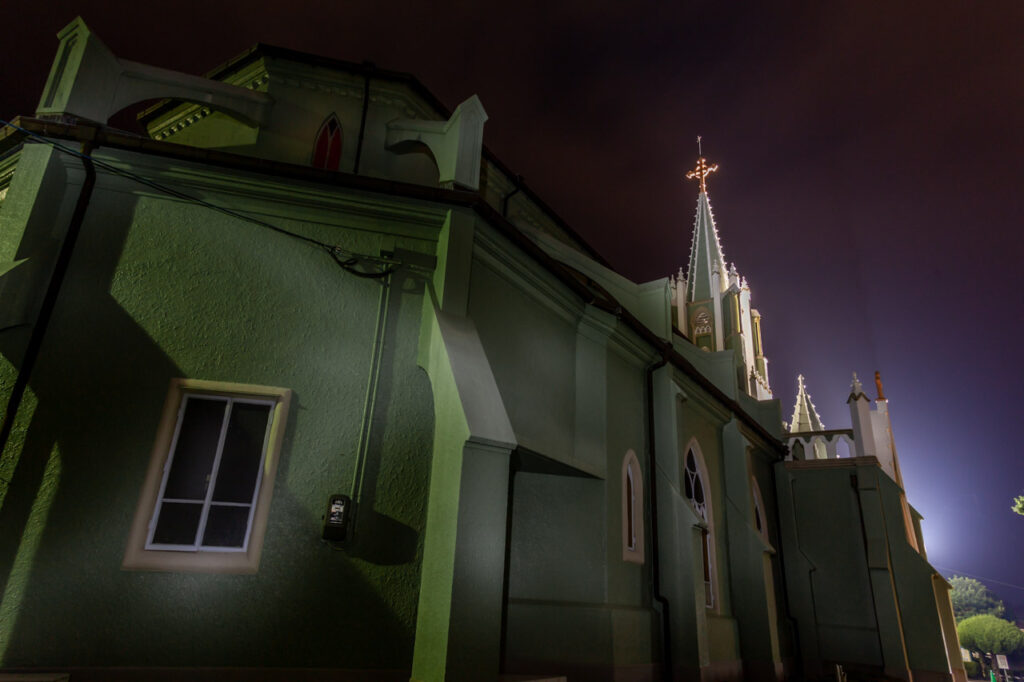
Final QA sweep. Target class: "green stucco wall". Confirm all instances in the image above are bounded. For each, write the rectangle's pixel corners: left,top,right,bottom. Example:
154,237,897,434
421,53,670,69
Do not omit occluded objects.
0,150,438,671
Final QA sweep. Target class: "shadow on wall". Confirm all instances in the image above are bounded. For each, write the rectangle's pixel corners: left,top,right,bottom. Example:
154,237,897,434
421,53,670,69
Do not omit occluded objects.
346,268,425,567
0,188,428,670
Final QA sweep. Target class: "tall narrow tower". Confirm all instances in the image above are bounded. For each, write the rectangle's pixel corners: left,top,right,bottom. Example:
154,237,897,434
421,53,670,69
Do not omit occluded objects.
682,156,727,352
669,153,772,399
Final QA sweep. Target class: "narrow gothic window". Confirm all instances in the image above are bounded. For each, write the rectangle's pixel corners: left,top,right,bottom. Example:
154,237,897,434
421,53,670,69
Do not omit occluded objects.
684,450,707,522
622,450,644,563
751,476,768,543
312,115,343,170
684,448,713,607
626,465,636,549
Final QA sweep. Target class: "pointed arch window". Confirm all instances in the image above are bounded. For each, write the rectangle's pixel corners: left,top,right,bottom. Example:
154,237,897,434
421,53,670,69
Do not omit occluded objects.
312,114,343,171
622,450,644,564
751,477,768,543
684,447,714,607
684,450,707,521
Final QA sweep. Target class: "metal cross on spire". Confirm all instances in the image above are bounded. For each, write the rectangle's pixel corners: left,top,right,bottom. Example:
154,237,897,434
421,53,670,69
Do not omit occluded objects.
686,137,719,193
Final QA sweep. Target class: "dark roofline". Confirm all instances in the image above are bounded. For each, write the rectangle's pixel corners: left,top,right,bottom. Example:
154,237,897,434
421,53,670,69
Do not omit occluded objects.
0,116,786,455
136,43,612,269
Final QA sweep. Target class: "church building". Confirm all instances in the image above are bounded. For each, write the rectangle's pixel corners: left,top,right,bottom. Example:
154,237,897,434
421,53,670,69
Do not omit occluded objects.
0,18,965,682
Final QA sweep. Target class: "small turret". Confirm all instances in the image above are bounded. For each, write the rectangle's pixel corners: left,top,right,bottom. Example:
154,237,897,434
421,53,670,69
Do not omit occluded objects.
789,375,827,459
790,374,825,433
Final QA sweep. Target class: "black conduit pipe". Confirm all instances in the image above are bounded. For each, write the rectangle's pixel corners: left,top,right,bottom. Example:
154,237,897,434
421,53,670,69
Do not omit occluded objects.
645,356,672,682
0,140,96,460
352,64,372,175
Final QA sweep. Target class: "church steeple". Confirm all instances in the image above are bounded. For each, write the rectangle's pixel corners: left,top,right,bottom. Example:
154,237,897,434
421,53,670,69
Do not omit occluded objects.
668,148,772,399
684,157,727,305
681,154,728,352
684,187,728,304
789,375,825,433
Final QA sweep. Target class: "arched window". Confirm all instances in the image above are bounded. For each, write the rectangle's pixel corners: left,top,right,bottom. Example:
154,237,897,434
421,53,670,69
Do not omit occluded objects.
751,477,768,543
312,114,343,170
684,445,714,607
622,450,644,563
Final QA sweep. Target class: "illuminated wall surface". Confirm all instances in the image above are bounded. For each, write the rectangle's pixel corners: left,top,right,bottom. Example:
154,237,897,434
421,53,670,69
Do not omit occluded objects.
0,18,965,682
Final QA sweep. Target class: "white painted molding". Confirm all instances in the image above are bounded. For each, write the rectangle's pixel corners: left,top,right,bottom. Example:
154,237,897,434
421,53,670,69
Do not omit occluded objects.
386,95,488,190
37,17,272,126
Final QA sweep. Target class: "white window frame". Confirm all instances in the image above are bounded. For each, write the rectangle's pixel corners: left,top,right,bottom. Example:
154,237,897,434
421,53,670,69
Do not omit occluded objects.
683,439,716,609
123,379,291,573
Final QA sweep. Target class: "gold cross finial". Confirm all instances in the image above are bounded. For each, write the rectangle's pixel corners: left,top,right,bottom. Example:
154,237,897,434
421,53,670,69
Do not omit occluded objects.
686,155,719,194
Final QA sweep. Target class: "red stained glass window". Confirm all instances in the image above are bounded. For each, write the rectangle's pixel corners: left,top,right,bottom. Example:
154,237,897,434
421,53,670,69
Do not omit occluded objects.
313,115,343,170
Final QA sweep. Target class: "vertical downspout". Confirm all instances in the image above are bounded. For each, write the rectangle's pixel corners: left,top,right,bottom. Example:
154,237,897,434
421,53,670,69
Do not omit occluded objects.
352,64,372,175
771,464,803,677
645,355,672,682
498,453,518,674
0,140,96,458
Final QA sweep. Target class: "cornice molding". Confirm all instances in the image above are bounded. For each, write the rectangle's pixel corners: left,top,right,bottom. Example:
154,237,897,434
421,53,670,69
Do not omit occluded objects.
86,147,448,239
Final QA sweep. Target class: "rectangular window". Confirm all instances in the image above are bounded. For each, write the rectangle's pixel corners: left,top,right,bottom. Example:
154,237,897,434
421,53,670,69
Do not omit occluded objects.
123,379,291,573
147,394,274,552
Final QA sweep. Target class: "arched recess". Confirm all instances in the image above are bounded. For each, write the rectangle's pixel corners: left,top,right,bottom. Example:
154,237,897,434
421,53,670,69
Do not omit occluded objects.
790,440,804,460
836,436,853,459
682,438,717,609
622,450,644,564
312,114,344,170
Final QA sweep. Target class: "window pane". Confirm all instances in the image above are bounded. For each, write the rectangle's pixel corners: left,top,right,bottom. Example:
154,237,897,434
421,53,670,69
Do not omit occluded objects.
164,397,227,500
152,502,203,545
202,504,251,548
212,403,272,504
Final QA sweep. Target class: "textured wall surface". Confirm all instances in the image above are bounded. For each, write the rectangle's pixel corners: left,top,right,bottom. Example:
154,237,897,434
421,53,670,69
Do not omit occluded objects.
0,154,439,669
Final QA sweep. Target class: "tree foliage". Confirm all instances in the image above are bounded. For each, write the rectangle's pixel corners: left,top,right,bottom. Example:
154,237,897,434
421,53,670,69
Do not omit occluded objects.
950,575,1006,622
1013,495,1024,517
957,614,1024,655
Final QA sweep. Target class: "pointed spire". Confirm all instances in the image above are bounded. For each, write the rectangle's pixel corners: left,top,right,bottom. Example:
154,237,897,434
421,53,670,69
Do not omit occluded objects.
684,156,727,303
789,374,826,433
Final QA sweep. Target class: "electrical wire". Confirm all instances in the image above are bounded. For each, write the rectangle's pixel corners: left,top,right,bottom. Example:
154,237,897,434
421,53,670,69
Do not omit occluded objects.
0,118,397,279
933,565,1024,593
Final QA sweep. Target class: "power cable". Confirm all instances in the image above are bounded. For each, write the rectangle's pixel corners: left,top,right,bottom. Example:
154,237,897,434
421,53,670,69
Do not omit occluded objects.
0,118,396,279
933,566,1024,593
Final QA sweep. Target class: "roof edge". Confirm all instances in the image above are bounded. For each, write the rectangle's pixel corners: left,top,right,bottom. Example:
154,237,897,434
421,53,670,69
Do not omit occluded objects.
0,116,784,454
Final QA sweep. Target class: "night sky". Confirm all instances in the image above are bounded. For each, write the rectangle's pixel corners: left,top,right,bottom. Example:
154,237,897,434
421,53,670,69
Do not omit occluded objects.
4,2,1023,614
